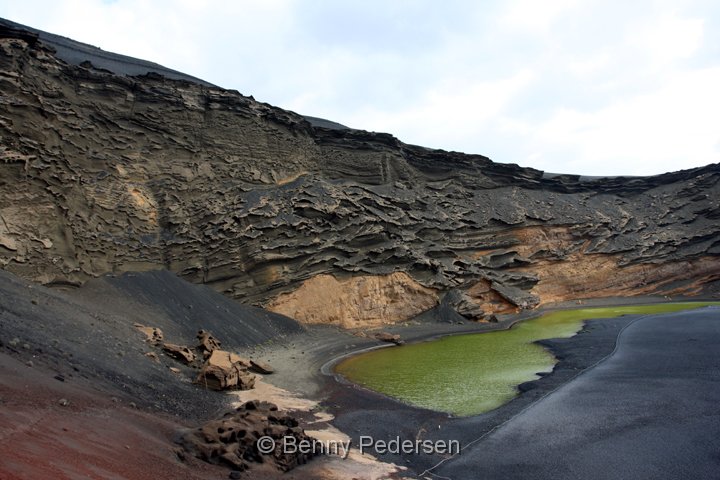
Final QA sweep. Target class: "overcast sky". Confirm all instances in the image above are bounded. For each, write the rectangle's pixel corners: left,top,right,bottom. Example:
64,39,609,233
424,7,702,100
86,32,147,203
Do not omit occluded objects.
2,0,719,176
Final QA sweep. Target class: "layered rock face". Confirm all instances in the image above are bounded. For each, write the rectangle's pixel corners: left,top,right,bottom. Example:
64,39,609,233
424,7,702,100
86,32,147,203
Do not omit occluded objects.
1,26,719,328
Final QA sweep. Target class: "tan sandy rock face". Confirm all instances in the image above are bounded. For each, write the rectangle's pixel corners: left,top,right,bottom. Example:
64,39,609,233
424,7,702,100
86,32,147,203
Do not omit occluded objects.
266,272,439,328
529,253,720,302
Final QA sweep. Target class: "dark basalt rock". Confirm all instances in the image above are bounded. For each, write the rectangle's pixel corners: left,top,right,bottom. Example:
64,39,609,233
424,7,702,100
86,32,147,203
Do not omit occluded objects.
179,401,315,474
443,289,485,320
374,332,404,345
0,19,719,323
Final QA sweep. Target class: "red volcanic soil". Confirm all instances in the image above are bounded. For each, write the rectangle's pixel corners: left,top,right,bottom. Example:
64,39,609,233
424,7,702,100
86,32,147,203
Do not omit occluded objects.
0,353,225,480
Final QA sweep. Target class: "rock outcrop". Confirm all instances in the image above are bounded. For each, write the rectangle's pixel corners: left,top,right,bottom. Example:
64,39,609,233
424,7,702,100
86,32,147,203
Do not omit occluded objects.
134,323,164,344
162,343,196,364
195,350,256,391
1,20,719,328
249,359,274,375
374,331,405,345
196,329,221,358
179,400,314,474
136,324,265,391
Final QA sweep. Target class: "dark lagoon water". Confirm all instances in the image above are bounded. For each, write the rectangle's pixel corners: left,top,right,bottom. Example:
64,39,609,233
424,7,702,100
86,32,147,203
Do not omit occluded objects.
335,303,719,416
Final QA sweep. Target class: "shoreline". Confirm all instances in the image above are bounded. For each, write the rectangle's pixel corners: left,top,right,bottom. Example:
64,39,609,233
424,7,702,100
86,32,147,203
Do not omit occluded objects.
317,294,718,389
246,295,718,477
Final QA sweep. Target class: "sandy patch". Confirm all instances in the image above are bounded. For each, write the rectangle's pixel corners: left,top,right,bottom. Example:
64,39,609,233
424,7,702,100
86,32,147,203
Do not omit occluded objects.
232,378,403,479
232,376,319,412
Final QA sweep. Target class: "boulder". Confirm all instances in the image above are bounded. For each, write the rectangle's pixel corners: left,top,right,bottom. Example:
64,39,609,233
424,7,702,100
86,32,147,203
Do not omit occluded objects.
179,401,314,473
195,350,255,391
443,289,485,320
134,324,164,345
144,351,160,362
491,282,541,310
162,343,196,364
249,359,274,375
196,329,221,357
374,331,404,345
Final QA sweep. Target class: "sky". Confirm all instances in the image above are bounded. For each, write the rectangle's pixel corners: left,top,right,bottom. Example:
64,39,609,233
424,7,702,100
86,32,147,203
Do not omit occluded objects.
1,0,719,176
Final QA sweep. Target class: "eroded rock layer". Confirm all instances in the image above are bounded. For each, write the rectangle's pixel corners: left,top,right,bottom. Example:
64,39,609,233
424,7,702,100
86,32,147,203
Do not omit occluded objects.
1,27,719,327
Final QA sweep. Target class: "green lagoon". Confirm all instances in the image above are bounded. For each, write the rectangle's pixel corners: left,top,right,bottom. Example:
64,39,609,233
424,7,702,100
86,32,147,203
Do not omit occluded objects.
335,302,719,416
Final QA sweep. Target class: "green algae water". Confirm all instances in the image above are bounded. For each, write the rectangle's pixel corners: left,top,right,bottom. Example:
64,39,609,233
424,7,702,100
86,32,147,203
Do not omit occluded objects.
334,302,720,416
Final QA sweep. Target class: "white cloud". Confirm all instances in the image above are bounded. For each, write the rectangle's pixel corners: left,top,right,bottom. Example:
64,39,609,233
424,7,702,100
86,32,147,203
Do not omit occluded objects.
628,13,704,67
499,0,579,33
521,67,720,175
566,51,612,77
344,69,536,150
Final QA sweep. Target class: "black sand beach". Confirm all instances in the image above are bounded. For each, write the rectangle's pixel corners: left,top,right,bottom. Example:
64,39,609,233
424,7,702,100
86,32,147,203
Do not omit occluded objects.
248,300,720,478
2,266,719,479
432,307,720,479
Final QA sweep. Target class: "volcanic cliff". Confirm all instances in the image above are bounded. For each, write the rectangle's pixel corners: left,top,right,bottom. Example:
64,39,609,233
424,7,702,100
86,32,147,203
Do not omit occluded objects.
1,20,719,328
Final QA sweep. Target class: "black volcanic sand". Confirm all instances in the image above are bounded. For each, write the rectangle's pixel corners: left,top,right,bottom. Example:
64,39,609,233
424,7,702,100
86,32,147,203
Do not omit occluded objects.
314,315,642,475
0,269,301,420
2,267,718,479
246,297,720,477
433,307,720,480
313,309,720,479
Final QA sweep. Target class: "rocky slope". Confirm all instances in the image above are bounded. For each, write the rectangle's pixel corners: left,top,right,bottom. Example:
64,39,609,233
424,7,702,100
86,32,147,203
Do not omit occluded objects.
1,20,719,328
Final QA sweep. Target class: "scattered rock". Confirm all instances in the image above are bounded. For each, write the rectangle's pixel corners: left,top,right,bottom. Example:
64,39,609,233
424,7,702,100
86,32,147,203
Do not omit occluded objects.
195,350,255,391
135,324,164,345
249,360,274,375
179,401,314,474
374,331,404,345
58,398,70,406
54,374,65,382
145,351,160,362
491,282,541,310
196,329,222,358
169,367,181,374
443,289,485,320
162,343,196,364
25,360,33,367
